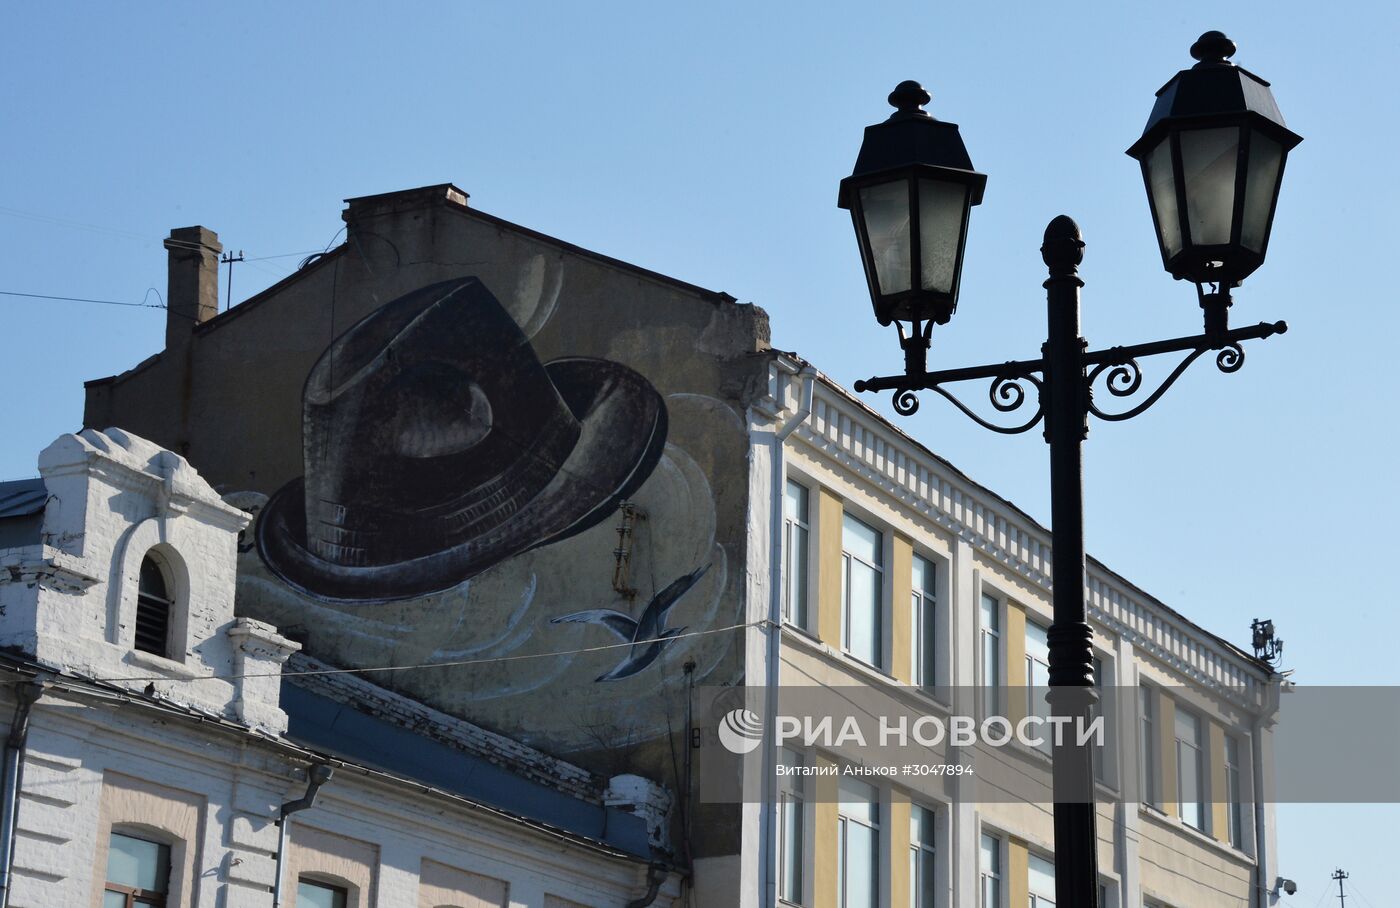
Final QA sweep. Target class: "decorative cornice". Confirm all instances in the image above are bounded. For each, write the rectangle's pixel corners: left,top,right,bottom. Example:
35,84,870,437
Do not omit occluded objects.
781,375,1270,710
0,548,100,594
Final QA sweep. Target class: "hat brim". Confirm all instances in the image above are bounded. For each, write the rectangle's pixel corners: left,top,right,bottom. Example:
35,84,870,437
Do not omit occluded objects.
256,357,667,604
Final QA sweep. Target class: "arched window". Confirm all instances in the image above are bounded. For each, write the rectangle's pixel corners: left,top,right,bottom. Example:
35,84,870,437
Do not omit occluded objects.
103,830,170,907
135,554,174,658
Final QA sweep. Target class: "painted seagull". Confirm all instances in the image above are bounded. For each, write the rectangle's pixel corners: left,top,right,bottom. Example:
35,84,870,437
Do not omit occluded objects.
551,563,711,681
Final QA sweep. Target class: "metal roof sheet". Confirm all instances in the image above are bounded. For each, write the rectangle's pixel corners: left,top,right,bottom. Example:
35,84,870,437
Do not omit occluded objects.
0,478,46,519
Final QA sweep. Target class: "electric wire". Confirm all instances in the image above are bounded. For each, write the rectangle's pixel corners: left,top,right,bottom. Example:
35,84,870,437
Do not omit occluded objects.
2,619,764,688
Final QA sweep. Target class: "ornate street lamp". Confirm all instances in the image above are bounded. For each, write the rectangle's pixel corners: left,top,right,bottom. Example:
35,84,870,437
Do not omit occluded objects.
1127,30,1302,332
838,81,986,374
848,32,1299,908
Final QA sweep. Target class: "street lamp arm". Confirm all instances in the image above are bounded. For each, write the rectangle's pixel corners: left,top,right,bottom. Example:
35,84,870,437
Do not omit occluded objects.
854,357,1047,427
1084,319,1288,423
1081,319,1288,367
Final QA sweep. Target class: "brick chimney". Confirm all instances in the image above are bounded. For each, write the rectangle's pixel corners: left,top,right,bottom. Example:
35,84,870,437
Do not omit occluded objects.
164,226,222,349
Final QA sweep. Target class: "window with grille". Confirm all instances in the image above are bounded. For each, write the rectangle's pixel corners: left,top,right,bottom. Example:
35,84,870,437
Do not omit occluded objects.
135,554,173,658
103,831,170,908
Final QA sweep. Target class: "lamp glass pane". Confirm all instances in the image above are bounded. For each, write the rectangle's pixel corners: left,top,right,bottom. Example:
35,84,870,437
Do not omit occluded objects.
918,178,968,295
1241,132,1284,253
859,181,912,295
1146,138,1182,258
1180,127,1240,247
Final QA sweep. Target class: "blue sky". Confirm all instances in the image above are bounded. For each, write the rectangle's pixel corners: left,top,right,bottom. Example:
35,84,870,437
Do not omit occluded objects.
2,2,1394,901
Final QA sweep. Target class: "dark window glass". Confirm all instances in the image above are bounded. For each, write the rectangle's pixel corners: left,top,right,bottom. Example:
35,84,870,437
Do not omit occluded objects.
135,555,172,657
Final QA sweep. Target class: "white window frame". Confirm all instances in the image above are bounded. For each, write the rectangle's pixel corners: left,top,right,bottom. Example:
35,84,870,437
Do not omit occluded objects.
979,590,1003,718
783,479,812,631
1224,733,1244,849
1025,619,1052,755
979,831,1003,908
1028,851,1056,908
1139,684,1157,807
908,803,936,908
837,779,880,908
841,512,885,670
910,554,937,689
1175,705,1206,832
778,749,808,906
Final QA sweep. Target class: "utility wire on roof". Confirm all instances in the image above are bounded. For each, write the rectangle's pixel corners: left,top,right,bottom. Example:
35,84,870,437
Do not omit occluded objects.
0,288,166,310
0,619,765,687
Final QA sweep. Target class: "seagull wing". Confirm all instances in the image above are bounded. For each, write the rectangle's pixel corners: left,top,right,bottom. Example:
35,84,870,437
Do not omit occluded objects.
637,563,712,637
550,609,638,642
595,627,689,682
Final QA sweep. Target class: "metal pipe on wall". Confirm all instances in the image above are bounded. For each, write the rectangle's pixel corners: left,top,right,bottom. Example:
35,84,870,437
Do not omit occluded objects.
0,681,43,908
272,763,333,908
761,362,814,908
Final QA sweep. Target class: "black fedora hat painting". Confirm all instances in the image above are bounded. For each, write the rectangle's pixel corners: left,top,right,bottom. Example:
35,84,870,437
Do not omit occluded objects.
257,277,668,603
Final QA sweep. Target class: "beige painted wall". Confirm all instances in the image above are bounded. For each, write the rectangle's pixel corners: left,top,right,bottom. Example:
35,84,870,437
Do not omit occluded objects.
419,857,509,908
817,487,844,650
90,771,205,908
889,535,913,684
286,823,379,908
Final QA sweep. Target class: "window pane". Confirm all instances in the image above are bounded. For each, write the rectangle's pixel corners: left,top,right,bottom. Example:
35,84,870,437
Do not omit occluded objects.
1139,686,1156,805
1241,132,1283,252
1146,138,1183,258
102,892,127,908
980,593,999,632
107,833,169,893
139,556,170,601
860,181,912,295
846,559,880,665
918,179,968,294
1176,708,1204,829
841,821,877,908
1180,127,1240,247
838,778,878,823
1029,854,1055,903
911,555,935,597
297,880,348,908
780,794,804,900
842,514,882,565
785,480,809,524
785,522,809,628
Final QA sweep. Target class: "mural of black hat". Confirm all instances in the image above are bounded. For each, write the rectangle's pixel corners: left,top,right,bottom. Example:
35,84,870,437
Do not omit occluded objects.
256,277,667,603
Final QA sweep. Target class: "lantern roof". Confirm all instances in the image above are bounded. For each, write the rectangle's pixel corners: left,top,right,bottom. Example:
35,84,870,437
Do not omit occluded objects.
838,81,987,209
1127,31,1302,160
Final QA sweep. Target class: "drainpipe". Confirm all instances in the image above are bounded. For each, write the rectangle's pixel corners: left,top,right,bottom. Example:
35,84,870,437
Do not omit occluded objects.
761,363,815,908
626,863,668,908
1252,679,1282,908
272,764,333,908
0,681,43,908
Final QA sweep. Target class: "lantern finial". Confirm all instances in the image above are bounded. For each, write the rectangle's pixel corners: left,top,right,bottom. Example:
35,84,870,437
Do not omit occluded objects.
887,81,932,120
1190,31,1237,66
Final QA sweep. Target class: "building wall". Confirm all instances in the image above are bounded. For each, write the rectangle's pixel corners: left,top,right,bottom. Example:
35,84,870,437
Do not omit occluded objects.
0,683,676,908
759,366,1275,908
82,186,773,808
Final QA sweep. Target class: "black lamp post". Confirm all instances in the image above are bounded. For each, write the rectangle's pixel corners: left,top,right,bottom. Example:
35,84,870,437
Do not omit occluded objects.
848,32,1299,908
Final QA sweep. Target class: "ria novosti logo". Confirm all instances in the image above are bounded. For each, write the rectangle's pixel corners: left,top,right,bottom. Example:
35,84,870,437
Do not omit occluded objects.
717,708,765,754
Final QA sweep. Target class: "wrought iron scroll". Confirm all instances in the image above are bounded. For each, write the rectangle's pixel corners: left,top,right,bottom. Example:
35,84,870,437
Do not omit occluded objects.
895,369,1045,434
1086,341,1247,422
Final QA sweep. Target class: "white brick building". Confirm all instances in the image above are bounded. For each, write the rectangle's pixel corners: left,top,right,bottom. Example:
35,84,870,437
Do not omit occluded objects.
0,428,681,908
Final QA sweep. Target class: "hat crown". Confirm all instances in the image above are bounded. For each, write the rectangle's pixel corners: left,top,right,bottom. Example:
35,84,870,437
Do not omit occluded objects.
299,278,580,568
